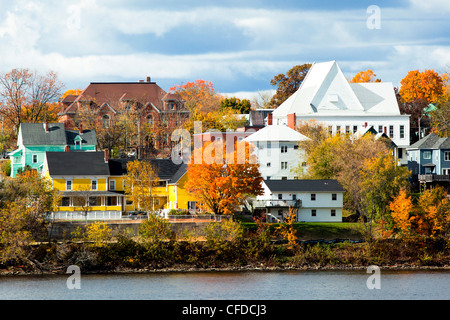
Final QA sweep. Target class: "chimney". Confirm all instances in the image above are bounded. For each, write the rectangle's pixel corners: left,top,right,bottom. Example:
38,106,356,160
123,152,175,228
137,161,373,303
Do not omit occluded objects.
364,122,368,128
146,76,151,82
384,127,387,134
65,145,70,152
287,113,296,130
79,124,83,135
44,121,49,133
267,113,273,125
104,148,109,163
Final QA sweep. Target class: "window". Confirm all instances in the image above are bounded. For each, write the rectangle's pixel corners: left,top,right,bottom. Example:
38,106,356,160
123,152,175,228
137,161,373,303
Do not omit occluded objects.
400,125,405,139
102,115,111,128
292,194,297,200
398,148,403,159
378,125,383,134
445,151,450,161
332,193,337,201
294,145,299,149
443,169,450,175
311,209,316,217
281,162,288,170
336,126,341,134
147,114,153,126
423,151,431,159
66,180,72,191
61,197,70,206
188,201,197,210
281,177,287,180
353,125,358,133
345,126,350,134
109,180,116,190
278,210,283,216
311,193,316,201
91,180,97,190
328,126,333,136
266,176,271,180
107,196,117,206
389,125,394,138
281,145,288,153
266,162,271,167
278,194,282,200
88,197,99,206
331,209,336,217
32,154,38,163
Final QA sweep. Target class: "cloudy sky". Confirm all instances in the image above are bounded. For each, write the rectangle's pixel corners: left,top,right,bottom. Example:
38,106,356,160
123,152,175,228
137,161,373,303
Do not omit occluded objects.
0,0,449,100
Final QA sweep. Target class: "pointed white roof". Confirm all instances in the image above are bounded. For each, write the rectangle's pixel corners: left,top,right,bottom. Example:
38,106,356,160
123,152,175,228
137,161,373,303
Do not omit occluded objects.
273,60,400,117
244,125,310,142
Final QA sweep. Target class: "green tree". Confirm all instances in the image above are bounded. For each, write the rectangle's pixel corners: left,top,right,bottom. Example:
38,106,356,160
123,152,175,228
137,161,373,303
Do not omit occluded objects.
269,64,312,108
138,214,172,244
220,97,251,114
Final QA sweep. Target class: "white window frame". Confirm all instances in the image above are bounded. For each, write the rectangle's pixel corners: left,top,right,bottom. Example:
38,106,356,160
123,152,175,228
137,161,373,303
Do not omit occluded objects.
445,151,450,161
66,180,73,191
91,179,97,191
109,179,116,190
32,154,38,163
423,151,431,159
281,162,288,170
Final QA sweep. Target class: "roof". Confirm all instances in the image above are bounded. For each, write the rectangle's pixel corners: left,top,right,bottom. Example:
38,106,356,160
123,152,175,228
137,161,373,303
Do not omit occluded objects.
263,179,345,192
19,122,97,146
244,124,310,142
273,60,401,118
60,81,169,115
108,158,184,180
249,109,273,126
20,123,67,145
408,133,450,150
46,152,109,176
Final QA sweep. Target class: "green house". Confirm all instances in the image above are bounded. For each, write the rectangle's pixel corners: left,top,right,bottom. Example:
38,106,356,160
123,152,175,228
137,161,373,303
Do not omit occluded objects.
10,123,97,177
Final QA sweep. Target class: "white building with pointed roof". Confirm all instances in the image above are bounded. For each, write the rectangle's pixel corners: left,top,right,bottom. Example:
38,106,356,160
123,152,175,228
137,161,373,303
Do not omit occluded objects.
244,125,310,180
272,61,410,165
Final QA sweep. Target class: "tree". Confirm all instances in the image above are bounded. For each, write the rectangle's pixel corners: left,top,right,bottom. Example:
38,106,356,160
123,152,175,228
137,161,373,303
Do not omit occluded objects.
269,64,312,108
185,140,263,215
350,69,381,83
124,160,160,214
0,69,64,130
138,214,172,244
399,69,445,104
169,80,222,114
430,98,450,137
61,88,83,99
389,189,413,237
220,97,251,114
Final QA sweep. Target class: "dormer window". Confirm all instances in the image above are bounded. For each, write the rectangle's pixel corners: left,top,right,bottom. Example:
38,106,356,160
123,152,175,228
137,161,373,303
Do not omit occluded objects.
102,114,111,128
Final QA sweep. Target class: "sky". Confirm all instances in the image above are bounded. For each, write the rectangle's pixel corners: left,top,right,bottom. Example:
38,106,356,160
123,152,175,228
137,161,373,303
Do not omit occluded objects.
0,0,449,101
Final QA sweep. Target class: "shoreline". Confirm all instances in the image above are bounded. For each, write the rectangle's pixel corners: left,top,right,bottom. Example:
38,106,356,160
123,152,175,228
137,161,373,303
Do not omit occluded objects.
2,263,450,276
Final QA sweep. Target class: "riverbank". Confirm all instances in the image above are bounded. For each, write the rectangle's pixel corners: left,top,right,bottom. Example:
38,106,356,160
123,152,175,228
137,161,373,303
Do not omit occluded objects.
1,237,449,276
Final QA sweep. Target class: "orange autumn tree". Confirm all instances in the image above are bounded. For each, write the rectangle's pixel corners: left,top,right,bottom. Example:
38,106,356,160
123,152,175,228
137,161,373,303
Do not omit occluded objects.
350,69,381,83
185,140,263,215
389,189,413,237
399,69,445,104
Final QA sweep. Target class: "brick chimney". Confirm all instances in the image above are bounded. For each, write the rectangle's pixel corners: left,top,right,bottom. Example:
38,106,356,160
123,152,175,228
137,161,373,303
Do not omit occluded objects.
44,121,49,133
104,148,109,163
146,76,151,82
65,145,70,152
79,124,83,135
267,113,273,125
287,113,296,130
364,122,368,128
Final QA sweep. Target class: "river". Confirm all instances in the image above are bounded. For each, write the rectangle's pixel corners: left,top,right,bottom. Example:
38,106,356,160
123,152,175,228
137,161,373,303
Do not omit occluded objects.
0,269,449,300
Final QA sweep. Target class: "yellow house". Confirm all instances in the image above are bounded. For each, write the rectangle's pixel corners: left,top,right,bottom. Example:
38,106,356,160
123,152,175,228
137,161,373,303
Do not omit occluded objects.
106,159,197,213
43,151,125,218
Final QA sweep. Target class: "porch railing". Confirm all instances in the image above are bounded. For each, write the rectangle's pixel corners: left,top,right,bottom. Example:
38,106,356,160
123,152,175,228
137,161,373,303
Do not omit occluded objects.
418,174,450,182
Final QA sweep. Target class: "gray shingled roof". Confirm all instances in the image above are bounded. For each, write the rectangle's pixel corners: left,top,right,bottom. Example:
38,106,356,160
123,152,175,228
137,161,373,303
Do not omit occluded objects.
108,158,183,180
20,123,67,145
19,123,97,146
264,179,345,192
408,133,450,150
46,152,109,176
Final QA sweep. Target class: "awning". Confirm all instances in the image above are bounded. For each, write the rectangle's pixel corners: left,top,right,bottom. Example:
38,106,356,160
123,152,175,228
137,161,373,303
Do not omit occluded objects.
422,163,436,167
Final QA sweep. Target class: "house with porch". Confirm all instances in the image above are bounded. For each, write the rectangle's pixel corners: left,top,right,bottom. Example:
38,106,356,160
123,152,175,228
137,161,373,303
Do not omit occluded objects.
253,179,345,222
9,122,97,178
407,133,450,191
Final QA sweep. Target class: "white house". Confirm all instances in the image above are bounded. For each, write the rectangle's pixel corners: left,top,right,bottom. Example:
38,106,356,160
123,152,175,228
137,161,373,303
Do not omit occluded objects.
272,60,410,165
253,179,345,222
244,124,310,180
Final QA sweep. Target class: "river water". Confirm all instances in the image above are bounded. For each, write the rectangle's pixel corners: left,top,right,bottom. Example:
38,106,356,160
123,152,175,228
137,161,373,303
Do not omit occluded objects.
0,269,449,300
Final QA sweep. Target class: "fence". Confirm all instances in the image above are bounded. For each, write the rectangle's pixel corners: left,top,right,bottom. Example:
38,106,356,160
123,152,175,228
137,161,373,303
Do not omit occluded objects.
47,211,230,223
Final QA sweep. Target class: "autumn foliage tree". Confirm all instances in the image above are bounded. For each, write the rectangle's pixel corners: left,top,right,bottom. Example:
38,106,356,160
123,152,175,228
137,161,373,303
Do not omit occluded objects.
399,69,445,104
0,68,64,130
269,64,312,108
350,69,381,83
185,140,263,215
170,80,222,114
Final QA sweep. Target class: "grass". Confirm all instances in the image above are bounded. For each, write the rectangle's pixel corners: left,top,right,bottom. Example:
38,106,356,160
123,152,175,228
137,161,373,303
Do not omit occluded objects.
240,221,364,240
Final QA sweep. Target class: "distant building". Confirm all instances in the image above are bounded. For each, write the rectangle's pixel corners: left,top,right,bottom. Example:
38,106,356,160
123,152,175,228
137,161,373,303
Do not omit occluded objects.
407,133,450,191
253,179,345,222
58,77,189,157
272,60,410,165
244,124,310,180
9,122,97,177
